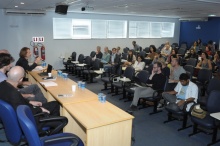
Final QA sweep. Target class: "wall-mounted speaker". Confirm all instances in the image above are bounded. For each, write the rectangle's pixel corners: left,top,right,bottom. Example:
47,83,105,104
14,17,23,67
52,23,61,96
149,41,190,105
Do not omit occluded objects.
55,5,68,15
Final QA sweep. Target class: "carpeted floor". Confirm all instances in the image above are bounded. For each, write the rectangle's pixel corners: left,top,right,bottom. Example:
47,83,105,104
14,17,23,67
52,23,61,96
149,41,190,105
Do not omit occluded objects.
0,74,219,146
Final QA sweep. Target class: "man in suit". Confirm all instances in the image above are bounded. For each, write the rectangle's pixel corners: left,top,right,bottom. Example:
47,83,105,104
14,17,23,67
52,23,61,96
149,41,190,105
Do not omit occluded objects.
103,48,120,75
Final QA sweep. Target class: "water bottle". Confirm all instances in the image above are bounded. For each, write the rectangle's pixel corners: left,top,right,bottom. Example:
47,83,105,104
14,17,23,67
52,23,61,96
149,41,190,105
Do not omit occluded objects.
98,93,103,102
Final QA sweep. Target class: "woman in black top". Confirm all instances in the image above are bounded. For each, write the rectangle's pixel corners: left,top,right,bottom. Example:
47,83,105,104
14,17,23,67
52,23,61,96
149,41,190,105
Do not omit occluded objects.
16,47,42,71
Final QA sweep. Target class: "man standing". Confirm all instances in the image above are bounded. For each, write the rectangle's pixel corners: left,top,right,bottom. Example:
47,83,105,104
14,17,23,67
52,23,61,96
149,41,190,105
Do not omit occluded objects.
162,73,198,111
132,41,140,52
128,62,166,111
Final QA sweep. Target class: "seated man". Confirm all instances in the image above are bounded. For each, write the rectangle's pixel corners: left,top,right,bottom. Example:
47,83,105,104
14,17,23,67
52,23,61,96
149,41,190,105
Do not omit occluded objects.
0,66,66,134
0,53,47,103
127,62,166,112
169,58,186,83
162,73,198,111
103,48,120,73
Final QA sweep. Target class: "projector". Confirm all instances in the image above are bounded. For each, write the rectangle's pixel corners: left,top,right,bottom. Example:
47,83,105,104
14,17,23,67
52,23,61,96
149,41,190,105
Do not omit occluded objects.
81,7,85,11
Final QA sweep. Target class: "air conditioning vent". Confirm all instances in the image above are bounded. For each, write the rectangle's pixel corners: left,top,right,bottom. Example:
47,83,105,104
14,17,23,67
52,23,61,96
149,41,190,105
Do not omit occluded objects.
4,9,46,15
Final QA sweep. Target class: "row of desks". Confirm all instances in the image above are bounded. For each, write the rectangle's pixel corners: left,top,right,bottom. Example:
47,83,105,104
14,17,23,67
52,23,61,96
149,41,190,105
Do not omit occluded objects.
28,71,134,146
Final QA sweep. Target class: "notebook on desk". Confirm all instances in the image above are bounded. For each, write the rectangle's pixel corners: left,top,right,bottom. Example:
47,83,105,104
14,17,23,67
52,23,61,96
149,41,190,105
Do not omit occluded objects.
38,64,52,76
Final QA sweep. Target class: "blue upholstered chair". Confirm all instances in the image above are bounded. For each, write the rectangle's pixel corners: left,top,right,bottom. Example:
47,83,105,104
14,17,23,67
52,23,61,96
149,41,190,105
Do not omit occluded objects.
0,99,23,145
17,105,84,146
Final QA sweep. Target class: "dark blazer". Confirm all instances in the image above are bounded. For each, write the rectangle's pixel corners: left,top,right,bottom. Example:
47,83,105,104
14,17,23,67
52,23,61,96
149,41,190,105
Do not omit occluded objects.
109,54,120,65
16,57,37,71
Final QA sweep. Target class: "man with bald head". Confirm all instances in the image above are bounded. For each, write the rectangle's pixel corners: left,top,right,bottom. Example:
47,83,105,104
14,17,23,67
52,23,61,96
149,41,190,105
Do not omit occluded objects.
0,53,47,103
0,66,67,134
0,49,9,54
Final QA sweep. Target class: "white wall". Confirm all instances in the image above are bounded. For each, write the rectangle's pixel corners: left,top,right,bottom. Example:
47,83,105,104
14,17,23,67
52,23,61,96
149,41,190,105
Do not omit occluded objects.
0,10,180,69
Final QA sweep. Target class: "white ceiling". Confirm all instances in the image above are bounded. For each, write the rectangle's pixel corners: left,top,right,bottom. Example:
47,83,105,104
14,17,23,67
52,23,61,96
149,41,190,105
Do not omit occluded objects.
1,0,220,18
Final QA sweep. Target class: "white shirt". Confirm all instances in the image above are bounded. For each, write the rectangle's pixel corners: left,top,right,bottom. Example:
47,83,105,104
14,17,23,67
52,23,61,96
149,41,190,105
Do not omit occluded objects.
132,61,145,71
175,81,198,111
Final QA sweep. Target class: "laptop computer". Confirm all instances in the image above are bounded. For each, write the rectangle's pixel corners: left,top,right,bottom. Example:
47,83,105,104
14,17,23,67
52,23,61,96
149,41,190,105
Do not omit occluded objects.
38,64,52,76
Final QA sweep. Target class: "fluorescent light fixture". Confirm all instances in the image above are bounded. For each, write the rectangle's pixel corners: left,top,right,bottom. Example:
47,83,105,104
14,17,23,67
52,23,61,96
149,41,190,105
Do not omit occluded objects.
20,2,24,5
209,14,216,17
15,6,18,7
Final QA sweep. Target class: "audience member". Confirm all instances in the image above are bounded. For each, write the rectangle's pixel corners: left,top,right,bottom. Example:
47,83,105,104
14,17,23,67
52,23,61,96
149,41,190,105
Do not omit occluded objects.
103,48,120,73
190,41,199,53
197,38,202,48
185,49,198,60
161,43,171,59
147,45,158,60
161,61,170,78
196,52,212,70
132,41,140,52
16,47,42,71
152,53,165,64
162,73,198,111
123,50,136,67
169,58,186,83
100,47,110,64
132,56,145,71
166,49,178,64
0,66,66,133
205,46,212,56
95,46,103,59
127,62,166,112
116,46,121,56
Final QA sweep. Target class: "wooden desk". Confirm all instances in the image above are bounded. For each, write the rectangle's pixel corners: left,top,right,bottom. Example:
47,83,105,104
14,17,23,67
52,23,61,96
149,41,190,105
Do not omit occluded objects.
28,70,134,146
64,100,134,146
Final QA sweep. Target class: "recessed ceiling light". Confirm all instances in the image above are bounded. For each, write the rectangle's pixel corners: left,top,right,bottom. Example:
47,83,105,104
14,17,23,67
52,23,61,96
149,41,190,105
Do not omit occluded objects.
15,6,18,7
209,14,216,17
21,2,24,4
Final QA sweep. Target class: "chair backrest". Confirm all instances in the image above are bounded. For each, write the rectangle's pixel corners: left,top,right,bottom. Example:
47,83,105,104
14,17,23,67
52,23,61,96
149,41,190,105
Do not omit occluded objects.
16,105,42,146
207,90,220,113
144,47,149,53
123,47,129,53
135,70,149,84
121,53,127,60
0,99,22,145
84,56,92,67
78,54,84,63
93,58,100,70
184,65,194,77
207,78,220,95
197,69,212,84
71,52,77,61
139,51,146,58
178,48,186,55
186,58,197,67
90,51,96,58
124,66,135,80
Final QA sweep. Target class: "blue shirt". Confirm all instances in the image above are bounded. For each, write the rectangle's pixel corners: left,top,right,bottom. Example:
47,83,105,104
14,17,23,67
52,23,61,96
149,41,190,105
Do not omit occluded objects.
177,85,188,100
111,54,115,63
0,71,7,83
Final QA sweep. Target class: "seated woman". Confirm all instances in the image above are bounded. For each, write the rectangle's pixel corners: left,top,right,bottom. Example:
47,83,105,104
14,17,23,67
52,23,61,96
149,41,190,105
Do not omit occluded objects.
152,53,165,65
190,41,199,53
146,45,158,60
132,56,145,71
16,47,42,71
205,46,212,56
185,49,198,60
123,50,136,67
212,51,220,72
166,49,178,64
196,52,212,70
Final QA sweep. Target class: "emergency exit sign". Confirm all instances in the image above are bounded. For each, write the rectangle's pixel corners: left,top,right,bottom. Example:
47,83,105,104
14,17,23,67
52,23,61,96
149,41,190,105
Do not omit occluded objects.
32,37,44,42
